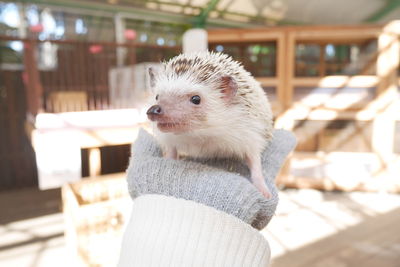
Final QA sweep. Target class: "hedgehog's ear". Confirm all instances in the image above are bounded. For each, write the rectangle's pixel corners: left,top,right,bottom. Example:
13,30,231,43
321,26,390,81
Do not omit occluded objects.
220,75,237,102
148,67,156,88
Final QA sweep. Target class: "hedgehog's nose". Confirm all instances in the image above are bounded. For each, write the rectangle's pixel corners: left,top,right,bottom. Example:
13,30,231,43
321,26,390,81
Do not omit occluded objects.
147,105,163,119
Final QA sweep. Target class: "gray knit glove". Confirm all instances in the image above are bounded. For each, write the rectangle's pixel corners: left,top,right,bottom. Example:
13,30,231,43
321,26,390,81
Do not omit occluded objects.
126,128,296,230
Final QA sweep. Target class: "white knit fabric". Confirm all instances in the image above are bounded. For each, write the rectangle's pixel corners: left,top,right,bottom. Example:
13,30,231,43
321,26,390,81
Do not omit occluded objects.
118,195,270,267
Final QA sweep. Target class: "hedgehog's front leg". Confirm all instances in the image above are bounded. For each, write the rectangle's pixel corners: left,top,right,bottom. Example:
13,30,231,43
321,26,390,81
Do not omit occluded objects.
245,153,271,199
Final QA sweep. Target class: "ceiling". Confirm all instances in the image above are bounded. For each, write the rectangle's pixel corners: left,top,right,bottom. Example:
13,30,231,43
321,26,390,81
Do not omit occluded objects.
19,0,400,27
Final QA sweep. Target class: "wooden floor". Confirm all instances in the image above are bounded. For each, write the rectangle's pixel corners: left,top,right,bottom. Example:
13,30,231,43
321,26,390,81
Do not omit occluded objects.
271,207,400,267
0,187,61,225
263,189,400,267
0,187,399,267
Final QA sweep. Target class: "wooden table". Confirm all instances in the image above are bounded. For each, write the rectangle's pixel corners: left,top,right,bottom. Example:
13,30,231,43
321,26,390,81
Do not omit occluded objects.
31,109,150,189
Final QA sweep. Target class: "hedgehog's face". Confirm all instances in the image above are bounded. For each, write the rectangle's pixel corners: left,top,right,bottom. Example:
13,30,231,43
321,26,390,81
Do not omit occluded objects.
147,90,207,133
146,67,238,134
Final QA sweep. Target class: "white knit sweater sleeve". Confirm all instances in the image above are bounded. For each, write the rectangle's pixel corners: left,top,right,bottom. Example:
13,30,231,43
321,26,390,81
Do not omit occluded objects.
118,195,270,267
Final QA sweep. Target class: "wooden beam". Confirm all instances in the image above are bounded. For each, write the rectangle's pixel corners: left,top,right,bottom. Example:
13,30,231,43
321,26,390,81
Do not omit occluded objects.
208,31,283,43
284,31,295,109
371,24,399,164
366,0,400,22
276,34,286,113
255,77,278,87
276,106,376,121
292,76,379,88
208,24,383,43
292,29,381,41
376,28,399,95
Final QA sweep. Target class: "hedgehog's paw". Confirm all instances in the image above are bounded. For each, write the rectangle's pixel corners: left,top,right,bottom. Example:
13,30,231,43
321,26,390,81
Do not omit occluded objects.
253,181,271,199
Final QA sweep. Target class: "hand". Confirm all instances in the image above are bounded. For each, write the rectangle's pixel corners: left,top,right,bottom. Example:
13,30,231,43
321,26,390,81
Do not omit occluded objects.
126,128,296,230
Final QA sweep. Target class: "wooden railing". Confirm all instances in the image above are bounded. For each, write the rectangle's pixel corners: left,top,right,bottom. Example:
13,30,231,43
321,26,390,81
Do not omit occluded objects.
0,36,181,116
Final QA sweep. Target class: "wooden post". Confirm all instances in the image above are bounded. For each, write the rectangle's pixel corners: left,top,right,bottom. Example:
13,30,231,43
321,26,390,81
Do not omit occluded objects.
376,30,399,95
283,31,295,110
276,33,286,113
274,30,296,130
89,147,102,177
115,13,127,66
372,22,399,165
23,40,44,116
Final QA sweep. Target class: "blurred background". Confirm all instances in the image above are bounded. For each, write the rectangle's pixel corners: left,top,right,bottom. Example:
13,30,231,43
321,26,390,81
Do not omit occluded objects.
0,0,399,266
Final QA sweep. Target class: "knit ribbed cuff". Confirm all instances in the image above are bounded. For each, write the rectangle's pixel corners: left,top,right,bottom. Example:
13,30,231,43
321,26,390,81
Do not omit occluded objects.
118,195,270,267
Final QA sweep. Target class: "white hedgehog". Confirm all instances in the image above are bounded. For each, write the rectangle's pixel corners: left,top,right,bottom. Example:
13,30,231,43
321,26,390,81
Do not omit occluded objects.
146,51,273,198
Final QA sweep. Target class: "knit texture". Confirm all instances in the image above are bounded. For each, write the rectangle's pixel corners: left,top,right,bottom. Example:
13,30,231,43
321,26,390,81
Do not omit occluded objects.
126,128,296,230
118,195,270,267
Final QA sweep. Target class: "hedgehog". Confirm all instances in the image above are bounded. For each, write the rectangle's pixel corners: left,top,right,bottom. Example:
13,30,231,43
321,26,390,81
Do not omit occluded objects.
146,51,274,198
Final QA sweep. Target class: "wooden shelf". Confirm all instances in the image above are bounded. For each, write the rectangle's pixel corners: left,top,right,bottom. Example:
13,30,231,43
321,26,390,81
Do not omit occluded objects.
209,21,400,192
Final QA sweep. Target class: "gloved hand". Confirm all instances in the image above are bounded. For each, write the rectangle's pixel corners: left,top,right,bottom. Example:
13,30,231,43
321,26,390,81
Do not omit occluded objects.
126,128,296,230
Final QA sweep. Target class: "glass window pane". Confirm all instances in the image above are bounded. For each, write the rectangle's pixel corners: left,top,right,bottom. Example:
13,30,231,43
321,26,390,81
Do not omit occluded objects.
0,3,21,37
295,44,321,77
209,42,277,77
325,40,377,75
0,41,24,70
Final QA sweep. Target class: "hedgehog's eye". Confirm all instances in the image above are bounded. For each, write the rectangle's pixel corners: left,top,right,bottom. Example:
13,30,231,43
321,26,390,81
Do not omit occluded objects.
190,95,201,105
155,94,159,100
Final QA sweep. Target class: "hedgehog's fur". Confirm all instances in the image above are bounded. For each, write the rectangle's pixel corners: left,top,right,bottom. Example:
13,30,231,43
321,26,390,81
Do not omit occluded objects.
150,51,273,160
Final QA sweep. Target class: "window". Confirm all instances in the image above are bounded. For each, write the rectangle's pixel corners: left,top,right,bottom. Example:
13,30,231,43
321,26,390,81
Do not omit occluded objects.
295,44,320,77
295,40,377,77
0,41,23,70
209,42,277,77
0,3,20,37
